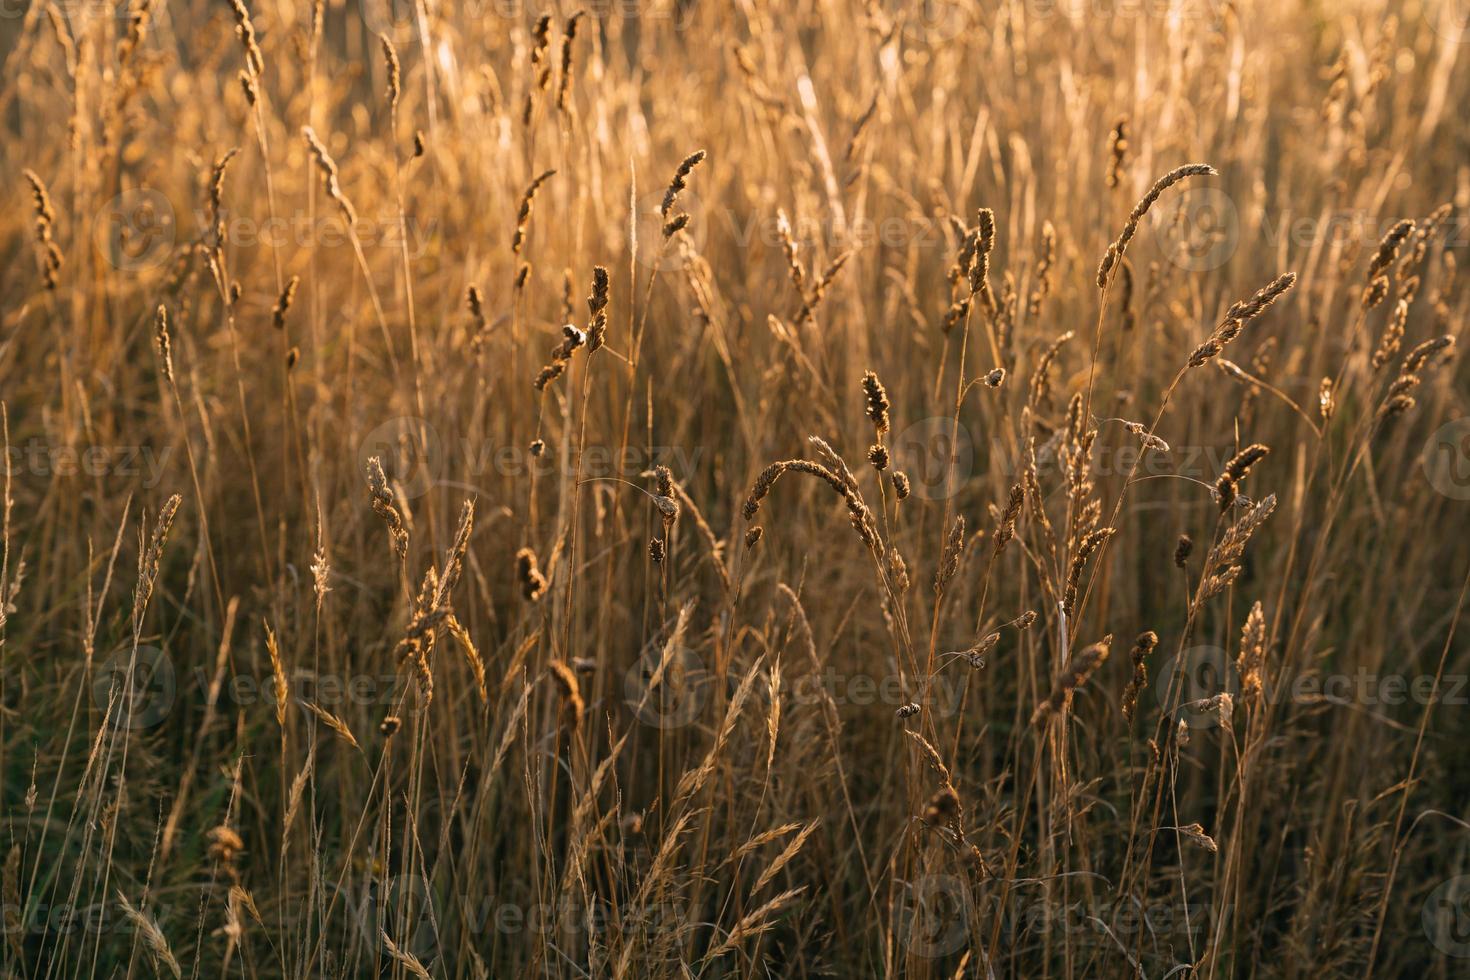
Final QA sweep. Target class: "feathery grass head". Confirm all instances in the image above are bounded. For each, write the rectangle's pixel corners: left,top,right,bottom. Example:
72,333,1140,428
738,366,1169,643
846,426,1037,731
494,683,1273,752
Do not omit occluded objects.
365,457,409,559
378,33,401,110
1098,163,1217,287
661,150,706,237
861,371,891,434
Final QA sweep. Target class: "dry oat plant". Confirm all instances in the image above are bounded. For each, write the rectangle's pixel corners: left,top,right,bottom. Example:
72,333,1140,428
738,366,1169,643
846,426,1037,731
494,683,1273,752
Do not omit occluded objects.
3,0,1470,976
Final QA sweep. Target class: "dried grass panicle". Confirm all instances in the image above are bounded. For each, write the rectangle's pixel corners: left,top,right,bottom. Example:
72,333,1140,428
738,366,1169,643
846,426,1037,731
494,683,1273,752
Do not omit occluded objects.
512,169,557,255
206,148,239,246
22,169,62,290
661,150,707,218
652,466,679,529
534,323,587,390
227,0,264,78
969,207,997,306
586,265,610,351
743,454,879,551
1203,494,1277,596
1238,601,1267,702
1029,221,1057,317
743,460,844,520
1215,443,1270,511
1177,823,1218,853
1372,299,1410,370
154,305,174,384
1362,219,1415,308
1027,330,1074,408
1190,273,1297,367
515,547,547,601
1098,164,1217,287
993,484,1025,555
264,621,288,727
116,892,181,979
1034,635,1113,723
1175,534,1194,568
1121,630,1158,723
1319,377,1336,421
556,12,586,111
436,499,475,602
302,127,357,225
1377,335,1455,422
1063,527,1115,614
365,457,409,559
376,34,402,111
1402,335,1455,375
133,493,183,629
891,471,911,500
660,149,707,238
1226,272,1298,323
206,824,245,879
548,659,584,733
861,371,891,434
271,277,299,330
935,515,965,595
1106,116,1128,188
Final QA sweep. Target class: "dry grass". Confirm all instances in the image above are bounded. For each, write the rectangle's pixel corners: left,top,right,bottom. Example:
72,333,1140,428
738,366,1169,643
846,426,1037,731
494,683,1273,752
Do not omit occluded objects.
0,1,1468,976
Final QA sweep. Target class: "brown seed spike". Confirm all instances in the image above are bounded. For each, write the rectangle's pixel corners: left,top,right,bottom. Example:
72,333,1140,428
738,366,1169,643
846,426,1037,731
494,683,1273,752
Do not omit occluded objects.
515,547,547,601
661,150,707,219
1098,164,1217,287
861,371,891,434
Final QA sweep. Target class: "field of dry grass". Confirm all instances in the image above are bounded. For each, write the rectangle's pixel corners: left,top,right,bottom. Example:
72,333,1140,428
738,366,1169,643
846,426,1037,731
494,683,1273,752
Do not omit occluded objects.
2,0,1470,975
